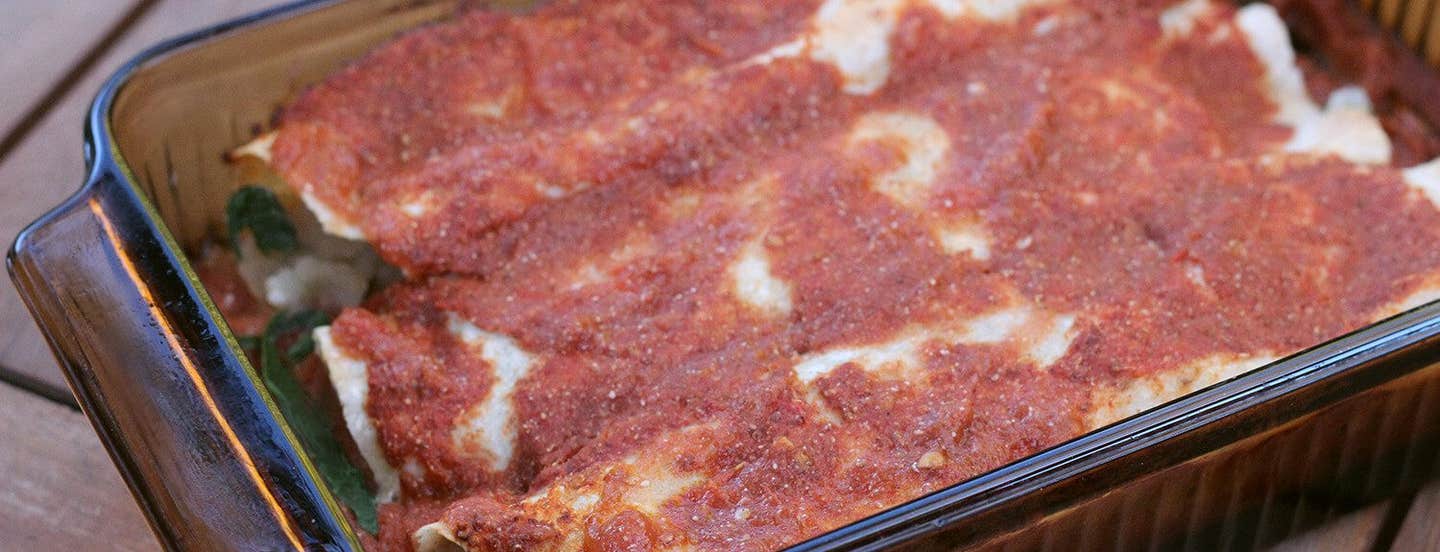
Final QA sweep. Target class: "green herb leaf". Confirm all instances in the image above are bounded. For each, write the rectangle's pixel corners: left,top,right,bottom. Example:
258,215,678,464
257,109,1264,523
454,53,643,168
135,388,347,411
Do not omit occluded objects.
235,335,261,354
256,310,379,533
227,185,299,257
287,330,319,364
271,310,328,364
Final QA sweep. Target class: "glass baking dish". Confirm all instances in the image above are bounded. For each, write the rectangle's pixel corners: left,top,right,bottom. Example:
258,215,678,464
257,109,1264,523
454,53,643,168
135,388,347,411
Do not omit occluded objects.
9,0,1440,550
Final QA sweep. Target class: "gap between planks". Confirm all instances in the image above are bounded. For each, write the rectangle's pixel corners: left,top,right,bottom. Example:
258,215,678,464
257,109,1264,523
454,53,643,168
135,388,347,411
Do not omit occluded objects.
0,0,279,406
0,379,159,550
0,0,159,163
0,0,159,407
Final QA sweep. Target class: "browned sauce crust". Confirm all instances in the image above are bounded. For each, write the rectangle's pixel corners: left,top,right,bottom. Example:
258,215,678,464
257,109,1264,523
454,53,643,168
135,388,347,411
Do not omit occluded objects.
257,1,1440,550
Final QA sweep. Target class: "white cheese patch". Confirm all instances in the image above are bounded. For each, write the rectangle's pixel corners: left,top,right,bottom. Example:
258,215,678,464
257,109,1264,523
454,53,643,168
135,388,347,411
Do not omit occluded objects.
465,87,517,119
624,468,705,514
231,132,277,163
960,305,1077,364
1160,0,1218,40
1183,261,1218,299
532,180,590,200
402,458,426,479
427,425,714,549
399,190,437,218
236,189,380,313
848,111,953,208
300,189,366,240
1026,312,1076,366
805,386,847,424
535,181,569,199
413,522,465,552
1097,78,1147,106
1032,14,1061,35
1285,87,1392,164
1367,271,1440,321
570,264,608,290
400,202,427,218
448,316,537,471
792,302,1078,419
803,0,1060,94
1237,6,1392,164
618,427,711,513
936,223,992,260
567,232,656,290
234,236,283,300
263,255,370,312
467,101,507,119
956,0,1058,20
809,0,910,94
1379,285,1440,319
315,327,402,503
1184,262,1207,288
745,38,807,67
794,334,926,384
959,305,1032,343
1086,352,1276,429
1235,4,1318,128
1403,157,1440,208
569,493,600,512
730,241,794,316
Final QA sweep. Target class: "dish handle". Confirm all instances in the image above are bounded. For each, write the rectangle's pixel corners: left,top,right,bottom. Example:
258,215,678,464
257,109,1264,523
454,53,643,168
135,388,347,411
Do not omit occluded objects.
7,173,359,551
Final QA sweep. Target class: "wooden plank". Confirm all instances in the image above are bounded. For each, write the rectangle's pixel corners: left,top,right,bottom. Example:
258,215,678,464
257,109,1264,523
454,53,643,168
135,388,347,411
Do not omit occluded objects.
1268,501,1391,552
0,381,158,550
0,1,141,141
0,0,279,401
1393,479,1440,551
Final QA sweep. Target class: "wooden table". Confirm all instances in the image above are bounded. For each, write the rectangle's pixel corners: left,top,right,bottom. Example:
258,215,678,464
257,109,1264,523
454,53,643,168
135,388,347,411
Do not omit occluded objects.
0,1,1435,550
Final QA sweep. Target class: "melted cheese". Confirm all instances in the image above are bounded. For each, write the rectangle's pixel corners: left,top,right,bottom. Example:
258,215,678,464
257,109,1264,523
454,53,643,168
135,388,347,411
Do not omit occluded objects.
231,132,277,163
730,241,794,316
794,332,929,384
1286,87,1392,164
300,189,366,241
622,460,705,514
759,0,1061,94
1160,0,1218,40
1369,158,1440,319
848,111,954,208
447,316,537,471
809,0,913,94
936,223,993,260
792,300,1078,419
1087,352,1277,429
263,255,369,312
1237,5,1391,164
315,327,401,502
1235,4,1318,128
413,522,464,552
414,424,716,552
1403,157,1440,208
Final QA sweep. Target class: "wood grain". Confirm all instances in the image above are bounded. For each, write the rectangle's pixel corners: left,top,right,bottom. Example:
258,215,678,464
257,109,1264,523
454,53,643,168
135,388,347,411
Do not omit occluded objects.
1268,501,1391,552
0,0,278,401
1393,479,1440,551
0,380,157,551
0,1,141,141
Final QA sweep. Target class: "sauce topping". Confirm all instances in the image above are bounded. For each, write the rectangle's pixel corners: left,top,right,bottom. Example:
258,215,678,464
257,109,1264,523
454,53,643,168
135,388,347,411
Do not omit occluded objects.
267,0,1440,549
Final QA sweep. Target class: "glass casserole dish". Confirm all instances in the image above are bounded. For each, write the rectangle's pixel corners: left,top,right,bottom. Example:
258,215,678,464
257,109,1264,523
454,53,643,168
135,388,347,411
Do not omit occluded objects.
9,0,1440,550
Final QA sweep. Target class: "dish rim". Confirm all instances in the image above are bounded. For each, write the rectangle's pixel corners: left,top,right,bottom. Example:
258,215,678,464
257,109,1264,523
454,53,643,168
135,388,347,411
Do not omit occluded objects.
15,0,1440,549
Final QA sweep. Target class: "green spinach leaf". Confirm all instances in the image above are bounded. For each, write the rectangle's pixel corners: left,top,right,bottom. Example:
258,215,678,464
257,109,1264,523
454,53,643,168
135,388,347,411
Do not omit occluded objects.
253,310,378,533
227,186,299,257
